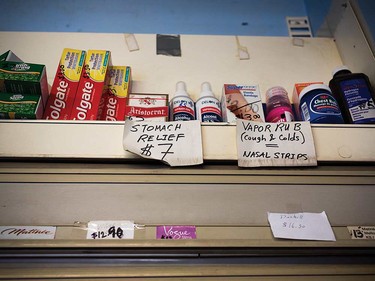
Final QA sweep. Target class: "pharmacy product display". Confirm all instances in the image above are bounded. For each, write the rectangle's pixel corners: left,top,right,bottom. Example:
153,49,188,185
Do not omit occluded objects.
1,49,374,125
329,66,375,124
195,82,222,122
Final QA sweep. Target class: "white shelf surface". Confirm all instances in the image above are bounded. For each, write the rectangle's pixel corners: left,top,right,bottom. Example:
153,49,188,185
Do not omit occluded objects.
0,120,374,162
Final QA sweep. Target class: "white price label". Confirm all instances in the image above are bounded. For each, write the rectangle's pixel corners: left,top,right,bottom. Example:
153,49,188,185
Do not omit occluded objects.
86,221,135,240
348,226,375,240
268,211,336,241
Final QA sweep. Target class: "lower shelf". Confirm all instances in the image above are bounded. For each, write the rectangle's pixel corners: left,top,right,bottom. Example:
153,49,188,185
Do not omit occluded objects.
1,226,375,279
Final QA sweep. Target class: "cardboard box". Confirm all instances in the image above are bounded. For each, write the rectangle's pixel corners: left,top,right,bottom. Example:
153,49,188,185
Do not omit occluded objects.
98,66,131,121
43,48,86,120
0,93,43,119
221,84,265,122
292,82,323,120
0,50,22,63
70,50,111,120
125,93,169,121
0,61,49,109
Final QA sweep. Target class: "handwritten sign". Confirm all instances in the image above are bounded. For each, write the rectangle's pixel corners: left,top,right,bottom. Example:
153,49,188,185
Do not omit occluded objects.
156,225,197,239
268,211,336,241
0,226,56,239
237,120,317,167
348,226,375,240
123,120,203,166
86,221,135,240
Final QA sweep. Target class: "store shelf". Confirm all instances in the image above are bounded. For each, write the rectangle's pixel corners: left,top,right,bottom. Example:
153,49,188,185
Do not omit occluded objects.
0,120,374,162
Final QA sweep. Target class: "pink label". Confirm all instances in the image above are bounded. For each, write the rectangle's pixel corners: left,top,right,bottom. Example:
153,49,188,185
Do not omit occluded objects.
156,225,196,239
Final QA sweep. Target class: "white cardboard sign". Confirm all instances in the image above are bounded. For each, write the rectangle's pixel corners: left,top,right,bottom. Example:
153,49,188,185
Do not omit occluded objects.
237,120,317,167
87,220,135,240
123,120,203,166
268,211,336,241
0,226,56,239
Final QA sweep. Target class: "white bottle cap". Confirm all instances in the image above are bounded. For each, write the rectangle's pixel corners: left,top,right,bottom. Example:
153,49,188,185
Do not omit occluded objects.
332,65,350,77
200,82,214,97
299,84,332,101
175,81,189,97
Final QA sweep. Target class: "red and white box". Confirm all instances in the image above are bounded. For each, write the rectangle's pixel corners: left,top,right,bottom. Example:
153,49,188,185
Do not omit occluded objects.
125,93,169,121
43,48,86,120
70,50,111,120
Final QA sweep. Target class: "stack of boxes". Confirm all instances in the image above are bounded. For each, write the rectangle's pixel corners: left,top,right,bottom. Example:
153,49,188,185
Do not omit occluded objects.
0,50,48,119
0,48,137,121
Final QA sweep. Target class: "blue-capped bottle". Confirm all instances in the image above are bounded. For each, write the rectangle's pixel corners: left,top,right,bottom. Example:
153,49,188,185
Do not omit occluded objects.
169,81,195,121
329,66,375,124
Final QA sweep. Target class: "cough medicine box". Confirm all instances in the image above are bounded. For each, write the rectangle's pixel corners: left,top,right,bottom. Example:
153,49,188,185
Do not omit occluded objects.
98,66,131,121
0,93,43,119
292,82,323,120
70,50,111,120
221,84,265,122
0,61,49,109
125,93,169,121
44,48,86,120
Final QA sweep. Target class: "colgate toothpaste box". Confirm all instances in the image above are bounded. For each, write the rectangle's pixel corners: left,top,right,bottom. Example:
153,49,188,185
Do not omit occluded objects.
43,48,86,120
125,93,169,121
97,66,131,121
70,50,111,120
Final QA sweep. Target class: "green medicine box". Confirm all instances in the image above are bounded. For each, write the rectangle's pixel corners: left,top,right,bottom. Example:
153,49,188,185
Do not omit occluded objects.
0,93,43,119
0,61,49,109
0,50,22,63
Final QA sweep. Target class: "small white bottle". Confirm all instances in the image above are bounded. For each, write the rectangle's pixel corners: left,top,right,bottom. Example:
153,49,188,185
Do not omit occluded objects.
169,81,195,121
195,82,222,122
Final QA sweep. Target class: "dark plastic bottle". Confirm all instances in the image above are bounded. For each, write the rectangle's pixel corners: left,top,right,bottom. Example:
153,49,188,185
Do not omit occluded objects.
329,66,375,124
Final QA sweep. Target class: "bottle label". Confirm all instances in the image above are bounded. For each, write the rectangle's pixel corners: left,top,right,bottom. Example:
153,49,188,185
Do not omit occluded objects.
266,107,294,123
339,78,375,123
196,97,222,122
170,96,195,121
300,90,344,124
310,93,342,115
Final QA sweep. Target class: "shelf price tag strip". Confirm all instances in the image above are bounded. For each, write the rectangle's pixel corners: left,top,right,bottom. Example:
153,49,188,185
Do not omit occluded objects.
236,120,317,167
123,120,203,166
